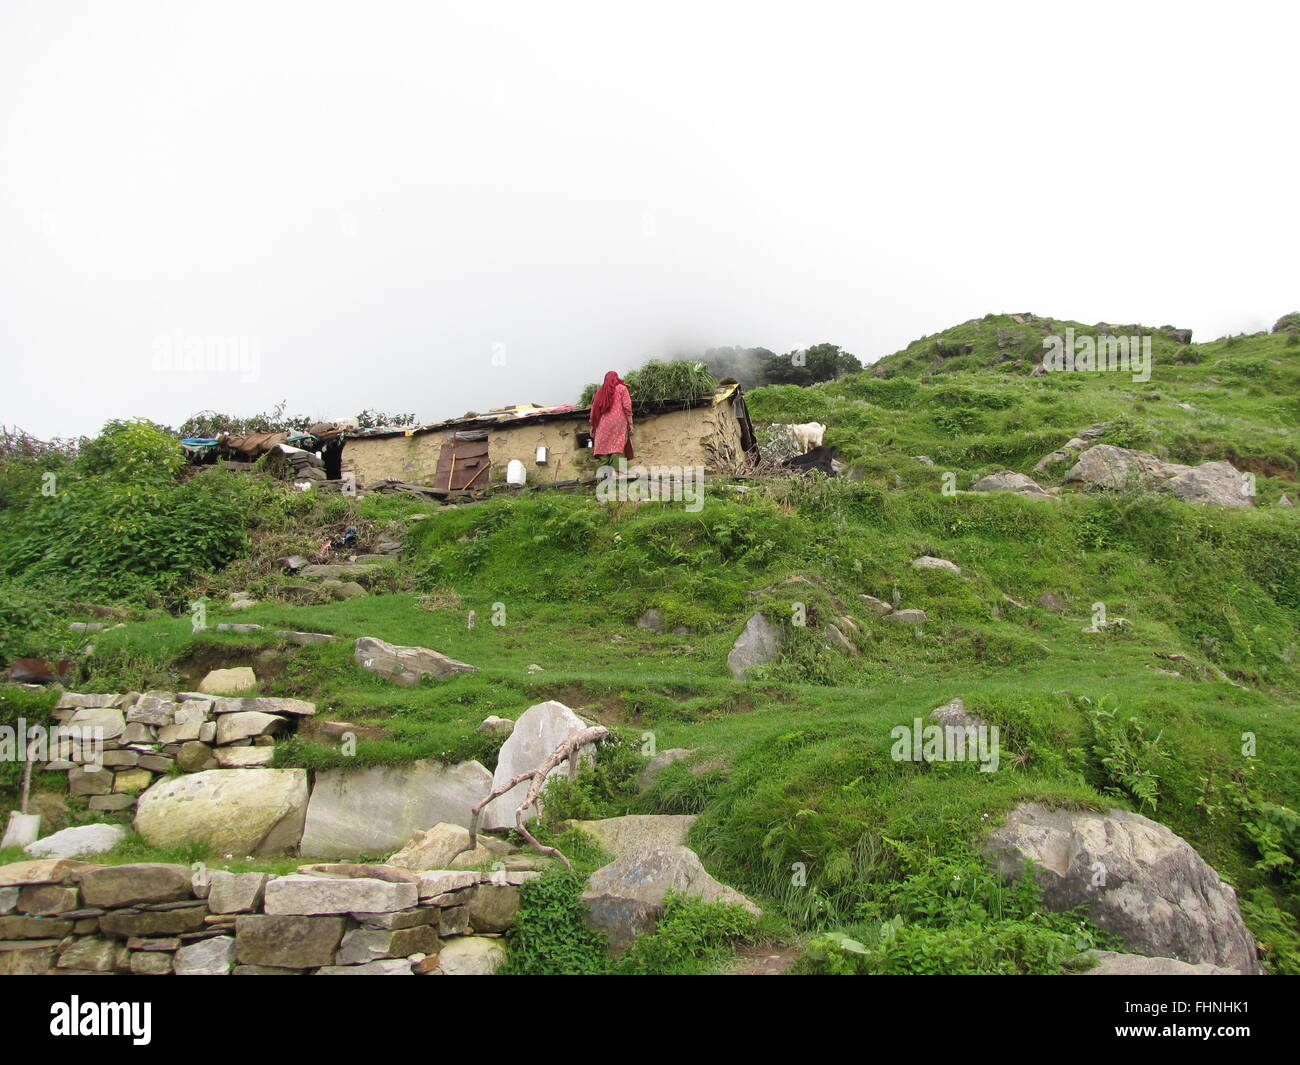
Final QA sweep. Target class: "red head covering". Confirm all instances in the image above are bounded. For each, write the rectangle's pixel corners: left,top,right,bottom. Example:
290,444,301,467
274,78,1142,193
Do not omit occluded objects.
589,371,623,428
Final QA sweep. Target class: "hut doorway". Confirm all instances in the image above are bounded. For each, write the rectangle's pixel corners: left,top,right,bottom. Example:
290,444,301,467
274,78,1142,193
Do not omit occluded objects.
434,433,491,493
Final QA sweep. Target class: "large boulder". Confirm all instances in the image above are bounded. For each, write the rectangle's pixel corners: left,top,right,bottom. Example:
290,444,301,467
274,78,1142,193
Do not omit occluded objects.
1065,446,1251,507
1162,461,1253,507
480,702,594,831
134,769,309,856
582,844,761,955
353,636,478,686
984,803,1260,973
1065,444,1183,491
299,760,493,859
568,815,696,859
726,613,782,680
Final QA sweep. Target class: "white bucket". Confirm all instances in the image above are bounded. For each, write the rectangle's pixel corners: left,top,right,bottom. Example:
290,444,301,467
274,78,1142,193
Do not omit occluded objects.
506,459,527,486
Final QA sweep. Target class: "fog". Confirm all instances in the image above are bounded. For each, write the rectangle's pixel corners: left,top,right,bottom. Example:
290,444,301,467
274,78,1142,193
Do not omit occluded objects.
2,1,1297,439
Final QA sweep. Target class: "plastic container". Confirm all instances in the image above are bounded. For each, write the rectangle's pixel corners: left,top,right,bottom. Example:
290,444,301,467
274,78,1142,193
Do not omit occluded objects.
506,459,527,486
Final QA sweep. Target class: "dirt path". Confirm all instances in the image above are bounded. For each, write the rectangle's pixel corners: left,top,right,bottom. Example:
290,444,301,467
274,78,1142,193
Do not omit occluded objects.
728,944,801,975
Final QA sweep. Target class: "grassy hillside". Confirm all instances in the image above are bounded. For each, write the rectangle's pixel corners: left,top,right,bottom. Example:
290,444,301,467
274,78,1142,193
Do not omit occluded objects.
3,313,1299,974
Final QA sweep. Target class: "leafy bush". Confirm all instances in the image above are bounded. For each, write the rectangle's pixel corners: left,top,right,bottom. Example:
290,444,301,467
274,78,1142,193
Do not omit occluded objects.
499,871,609,975
0,420,271,605
613,893,758,974
802,850,1109,975
1086,701,1169,810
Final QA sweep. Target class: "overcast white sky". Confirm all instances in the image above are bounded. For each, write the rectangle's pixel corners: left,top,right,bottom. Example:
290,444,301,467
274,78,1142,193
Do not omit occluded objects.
1,1,1297,439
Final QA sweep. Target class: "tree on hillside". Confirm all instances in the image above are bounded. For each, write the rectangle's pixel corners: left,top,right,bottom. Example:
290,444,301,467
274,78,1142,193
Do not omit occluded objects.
760,342,862,386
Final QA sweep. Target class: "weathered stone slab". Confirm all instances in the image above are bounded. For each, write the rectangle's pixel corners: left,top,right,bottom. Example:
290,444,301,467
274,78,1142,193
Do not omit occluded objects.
99,907,207,937
353,636,479,686
174,935,236,975
315,958,413,975
206,871,271,915
215,711,285,745
24,823,127,860
299,760,492,858
415,870,480,900
235,914,346,969
481,701,593,830
726,613,782,679
263,875,417,915
79,863,193,908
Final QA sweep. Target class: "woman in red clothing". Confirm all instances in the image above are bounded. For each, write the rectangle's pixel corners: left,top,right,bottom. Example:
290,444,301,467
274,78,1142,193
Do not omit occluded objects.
589,370,634,461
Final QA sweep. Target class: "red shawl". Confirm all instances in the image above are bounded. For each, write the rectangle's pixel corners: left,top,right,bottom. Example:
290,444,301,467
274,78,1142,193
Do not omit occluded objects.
589,370,634,459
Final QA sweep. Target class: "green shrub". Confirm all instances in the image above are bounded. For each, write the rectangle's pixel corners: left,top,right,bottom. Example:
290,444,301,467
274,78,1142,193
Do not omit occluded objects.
499,871,609,975
1086,701,1169,811
613,893,758,974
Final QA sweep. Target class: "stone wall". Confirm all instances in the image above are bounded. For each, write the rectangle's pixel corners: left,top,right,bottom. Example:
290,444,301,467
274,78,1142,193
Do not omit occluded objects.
0,859,529,975
45,690,316,816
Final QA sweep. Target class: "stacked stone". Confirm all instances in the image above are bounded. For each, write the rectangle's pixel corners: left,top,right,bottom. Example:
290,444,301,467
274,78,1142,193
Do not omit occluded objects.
47,691,316,809
0,860,232,975
0,859,532,975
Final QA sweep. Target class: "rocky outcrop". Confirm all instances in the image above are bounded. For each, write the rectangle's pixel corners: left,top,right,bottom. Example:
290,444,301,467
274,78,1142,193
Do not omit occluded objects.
299,760,493,858
1162,461,1253,507
636,608,667,633
970,471,1049,498
726,613,782,679
582,842,760,955
568,814,696,859
984,803,1260,972
353,636,478,686
480,702,595,831
1065,445,1178,490
1083,950,1246,975
1064,445,1252,506
928,697,985,731
134,769,309,856
858,594,893,616
1032,422,1113,473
